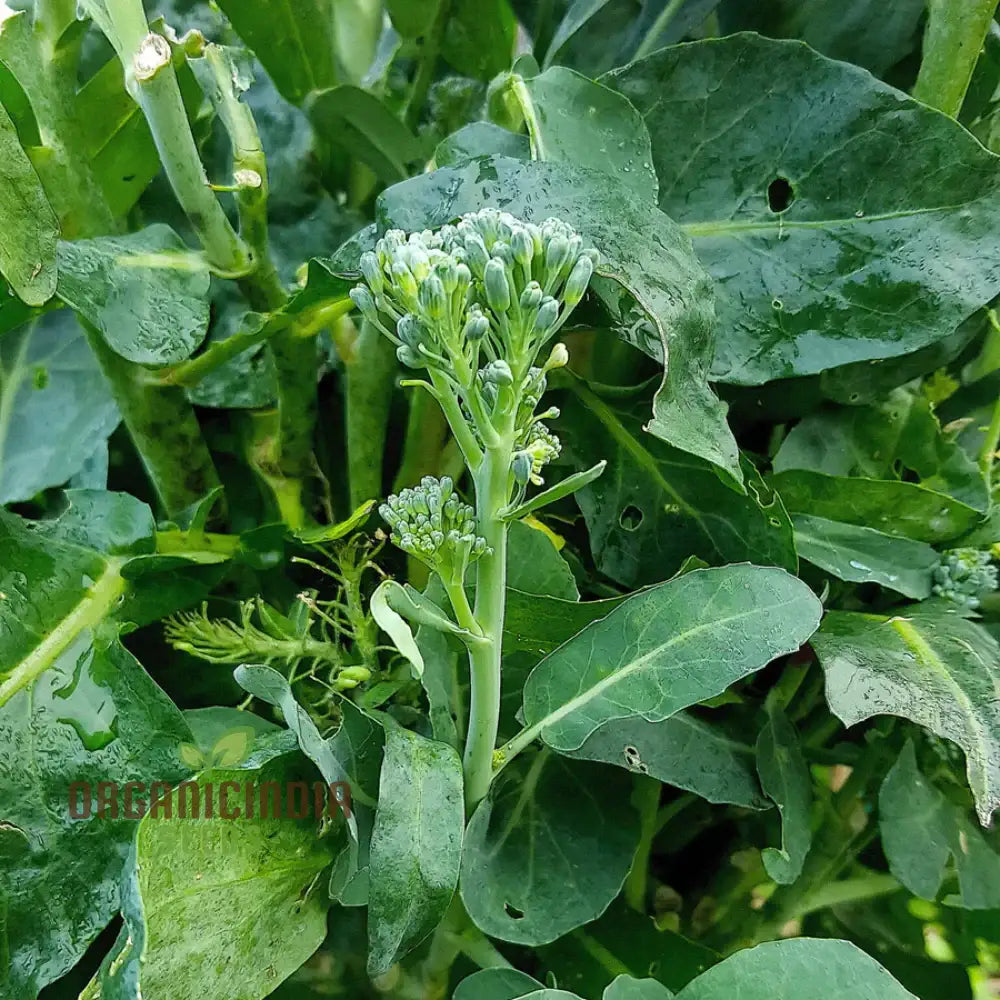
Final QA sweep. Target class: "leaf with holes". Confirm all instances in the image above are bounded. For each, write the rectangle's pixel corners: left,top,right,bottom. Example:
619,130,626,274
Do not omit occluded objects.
605,34,1000,384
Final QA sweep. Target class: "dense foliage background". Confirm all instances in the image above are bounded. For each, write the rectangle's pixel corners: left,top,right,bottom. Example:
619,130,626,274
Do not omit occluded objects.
3,1,1000,998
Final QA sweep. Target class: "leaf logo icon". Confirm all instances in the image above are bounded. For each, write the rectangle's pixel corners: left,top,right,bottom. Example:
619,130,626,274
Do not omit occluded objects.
178,726,256,771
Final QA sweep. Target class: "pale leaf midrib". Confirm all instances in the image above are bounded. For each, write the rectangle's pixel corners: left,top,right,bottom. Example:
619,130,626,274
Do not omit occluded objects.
0,557,125,706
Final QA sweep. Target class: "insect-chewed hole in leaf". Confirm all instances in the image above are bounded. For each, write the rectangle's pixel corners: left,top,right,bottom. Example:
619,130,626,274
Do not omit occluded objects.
767,176,795,213
623,745,649,773
619,505,644,531
504,902,525,920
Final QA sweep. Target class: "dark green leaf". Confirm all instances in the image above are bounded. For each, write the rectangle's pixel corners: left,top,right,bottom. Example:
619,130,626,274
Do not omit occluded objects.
0,100,56,306
308,86,424,184
85,757,335,1000
462,753,639,944
564,711,768,808
520,565,821,753
0,509,191,998
435,121,530,166
773,470,981,544
507,519,579,600
503,590,628,659
675,938,916,999
791,514,938,599
537,899,718,995
454,968,546,1000
0,312,120,504
367,725,464,974
442,0,517,80
774,389,989,513
880,741,1000,908
520,66,657,201
604,977,676,999
560,391,794,586
756,704,812,884
56,226,211,365
375,155,739,483
813,609,1000,825
214,0,340,105
605,35,1000,384
720,0,924,76
32,490,155,556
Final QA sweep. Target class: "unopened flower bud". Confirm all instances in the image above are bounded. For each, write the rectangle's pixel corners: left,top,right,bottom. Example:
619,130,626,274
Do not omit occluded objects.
359,251,383,293
396,344,423,368
563,255,594,307
463,235,489,275
512,452,533,485
512,228,534,269
397,313,424,349
535,297,559,333
520,281,543,312
545,342,570,370
484,258,511,313
544,236,571,280
482,360,514,386
418,274,447,320
350,285,377,322
463,311,490,341
391,261,417,300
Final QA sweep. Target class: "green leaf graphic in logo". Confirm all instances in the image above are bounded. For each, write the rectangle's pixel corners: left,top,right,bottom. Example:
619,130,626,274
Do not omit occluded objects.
178,727,256,771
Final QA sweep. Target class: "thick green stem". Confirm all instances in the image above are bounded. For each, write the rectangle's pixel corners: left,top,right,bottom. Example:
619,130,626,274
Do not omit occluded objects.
101,0,249,272
83,323,221,515
913,0,1000,117
464,442,511,808
346,320,398,509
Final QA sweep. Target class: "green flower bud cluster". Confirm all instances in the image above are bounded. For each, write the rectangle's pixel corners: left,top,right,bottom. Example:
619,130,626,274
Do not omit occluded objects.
380,476,491,582
932,548,998,610
513,422,562,485
349,210,598,378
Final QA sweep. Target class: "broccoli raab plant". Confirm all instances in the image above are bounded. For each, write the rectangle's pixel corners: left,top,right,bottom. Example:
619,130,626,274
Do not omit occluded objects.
7,1,1000,1000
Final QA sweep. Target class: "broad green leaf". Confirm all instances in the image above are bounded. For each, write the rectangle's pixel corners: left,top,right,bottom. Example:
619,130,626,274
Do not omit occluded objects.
367,725,464,975
520,565,822,753
56,225,211,365
442,0,517,79
774,388,989,513
604,977,676,999
0,507,191,998
0,99,56,305
880,741,1000,908
30,489,155,556
721,0,924,75
518,66,657,201
375,155,740,485
773,470,981,544
675,938,916,999
791,514,938,599
756,704,812,884
605,35,1000,385
214,0,340,105
308,85,424,184
819,313,984,405
436,121,531,166
507,518,579,600
537,899,718,995
84,758,335,1000
504,589,628,659
454,968,546,1000
560,390,794,586
0,311,120,504
325,696,385,906
462,753,639,944
565,711,766,808
812,609,1000,825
